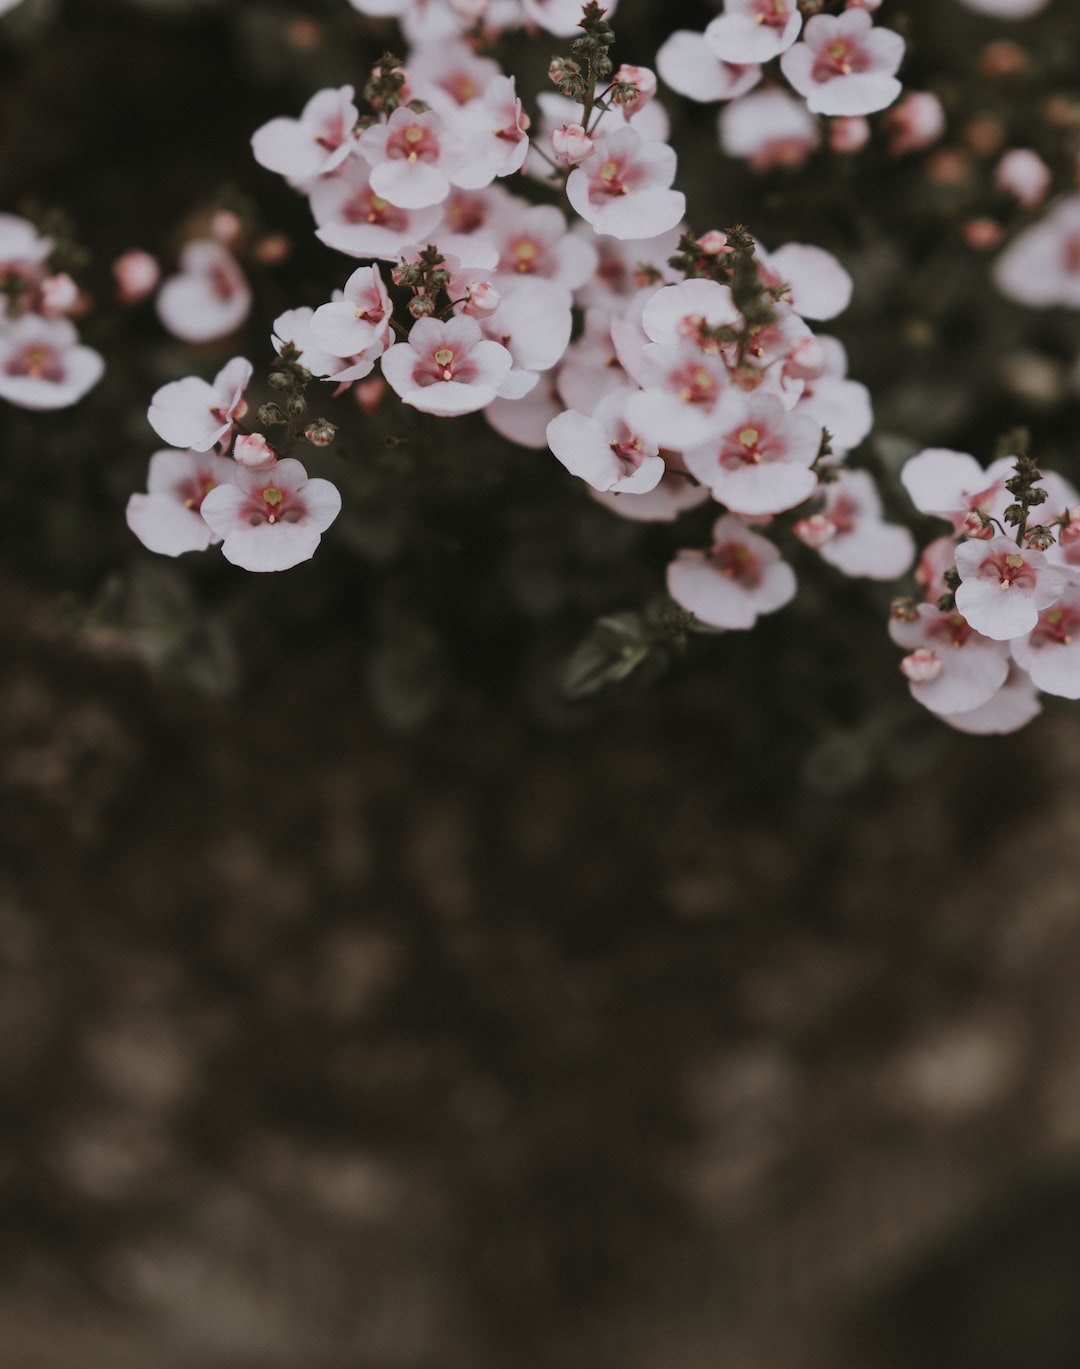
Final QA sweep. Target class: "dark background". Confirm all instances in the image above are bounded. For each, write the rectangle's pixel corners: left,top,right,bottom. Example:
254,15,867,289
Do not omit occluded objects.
3,0,1080,1364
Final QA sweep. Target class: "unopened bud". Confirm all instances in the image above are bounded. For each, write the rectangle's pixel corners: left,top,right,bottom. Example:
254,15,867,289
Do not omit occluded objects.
829,116,871,154
995,148,1051,209
962,217,1003,251
304,418,337,447
254,233,291,265
39,272,79,318
551,122,594,167
234,433,278,469
210,210,243,246
462,281,501,317
113,248,160,304
890,597,919,623
900,648,943,684
793,514,838,549
355,377,386,416
268,370,291,391
697,230,732,256
611,64,657,117
548,57,586,98
1025,525,1055,551
285,393,308,417
408,294,436,318
1060,506,1080,545
257,403,287,426
961,509,995,540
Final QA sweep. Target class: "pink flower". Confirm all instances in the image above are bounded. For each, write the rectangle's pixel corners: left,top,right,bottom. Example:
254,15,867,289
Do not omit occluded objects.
38,273,79,318
954,534,1064,641
487,196,598,293
272,306,375,391
780,10,904,117
890,604,1010,714
591,470,711,522
829,117,871,154
357,107,458,210
380,314,512,415
656,30,761,104
0,212,50,311
994,196,1080,308
719,87,820,170
310,265,392,359
0,315,104,410
683,392,821,516
938,663,1042,736
546,389,665,494
1011,583,1080,698
311,157,443,260
521,0,620,36
251,85,359,182
565,127,685,241
113,249,160,304
148,356,253,452
900,448,1014,530
156,240,251,344
126,449,238,557
705,0,803,65
813,469,916,579
477,278,573,396
448,75,531,189
667,514,797,629
200,457,342,572
793,335,873,455
757,242,853,321
956,0,1050,15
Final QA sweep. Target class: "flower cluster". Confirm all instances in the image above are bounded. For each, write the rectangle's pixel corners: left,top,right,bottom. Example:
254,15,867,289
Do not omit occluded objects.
0,213,103,411
656,0,907,172
891,443,1080,734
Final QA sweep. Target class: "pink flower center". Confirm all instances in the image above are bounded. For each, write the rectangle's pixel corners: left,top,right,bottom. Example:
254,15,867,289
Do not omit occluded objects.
388,122,439,165
975,549,1036,594
415,343,479,388
182,475,218,512
812,39,868,81
927,612,974,649
826,495,858,535
673,363,720,406
589,156,638,202
1064,234,1080,275
344,190,408,232
7,342,63,381
509,238,543,273
753,0,792,28
246,482,303,527
608,424,647,475
1033,603,1080,646
709,540,762,589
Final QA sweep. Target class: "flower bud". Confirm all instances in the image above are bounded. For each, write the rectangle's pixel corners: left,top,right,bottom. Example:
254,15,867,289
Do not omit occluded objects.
211,210,243,246
254,234,291,265
697,230,732,256
285,393,308,417
234,433,278,469
551,123,594,167
979,41,1029,78
793,514,838,549
548,57,585,97
900,648,943,684
304,418,337,447
355,377,386,416
408,294,436,318
890,597,919,623
962,217,1003,251
961,509,995,540
257,403,287,426
39,272,79,318
883,91,945,157
829,117,871,154
462,281,501,317
1025,526,1056,551
113,249,160,304
1060,507,1080,546
995,148,1051,209
611,64,657,117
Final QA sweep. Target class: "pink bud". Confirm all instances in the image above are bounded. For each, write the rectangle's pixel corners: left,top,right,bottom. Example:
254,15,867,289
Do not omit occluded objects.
883,92,946,157
39,273,79,318
254,234,291,265
462,280,501,318
1060,506,1080,545
962,217,1003,251
355,377,386,416
961,509,995,540
211,210,243,247
793,514,838,549
829,117,871,155
995,149,1051,209
612,64,657,117
234,433,278,470
697,230,732,256
113,249,160,304
551,123,594,167
900,648,943,684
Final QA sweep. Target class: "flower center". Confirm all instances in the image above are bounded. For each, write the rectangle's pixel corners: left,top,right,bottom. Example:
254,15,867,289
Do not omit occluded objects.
10,343,63,381
512,239,539,272
710,541,761,589
263,485,283,523
433,346,455,380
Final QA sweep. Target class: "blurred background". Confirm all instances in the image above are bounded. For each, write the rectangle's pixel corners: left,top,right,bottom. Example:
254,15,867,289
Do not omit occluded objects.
4,0,1080,1364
